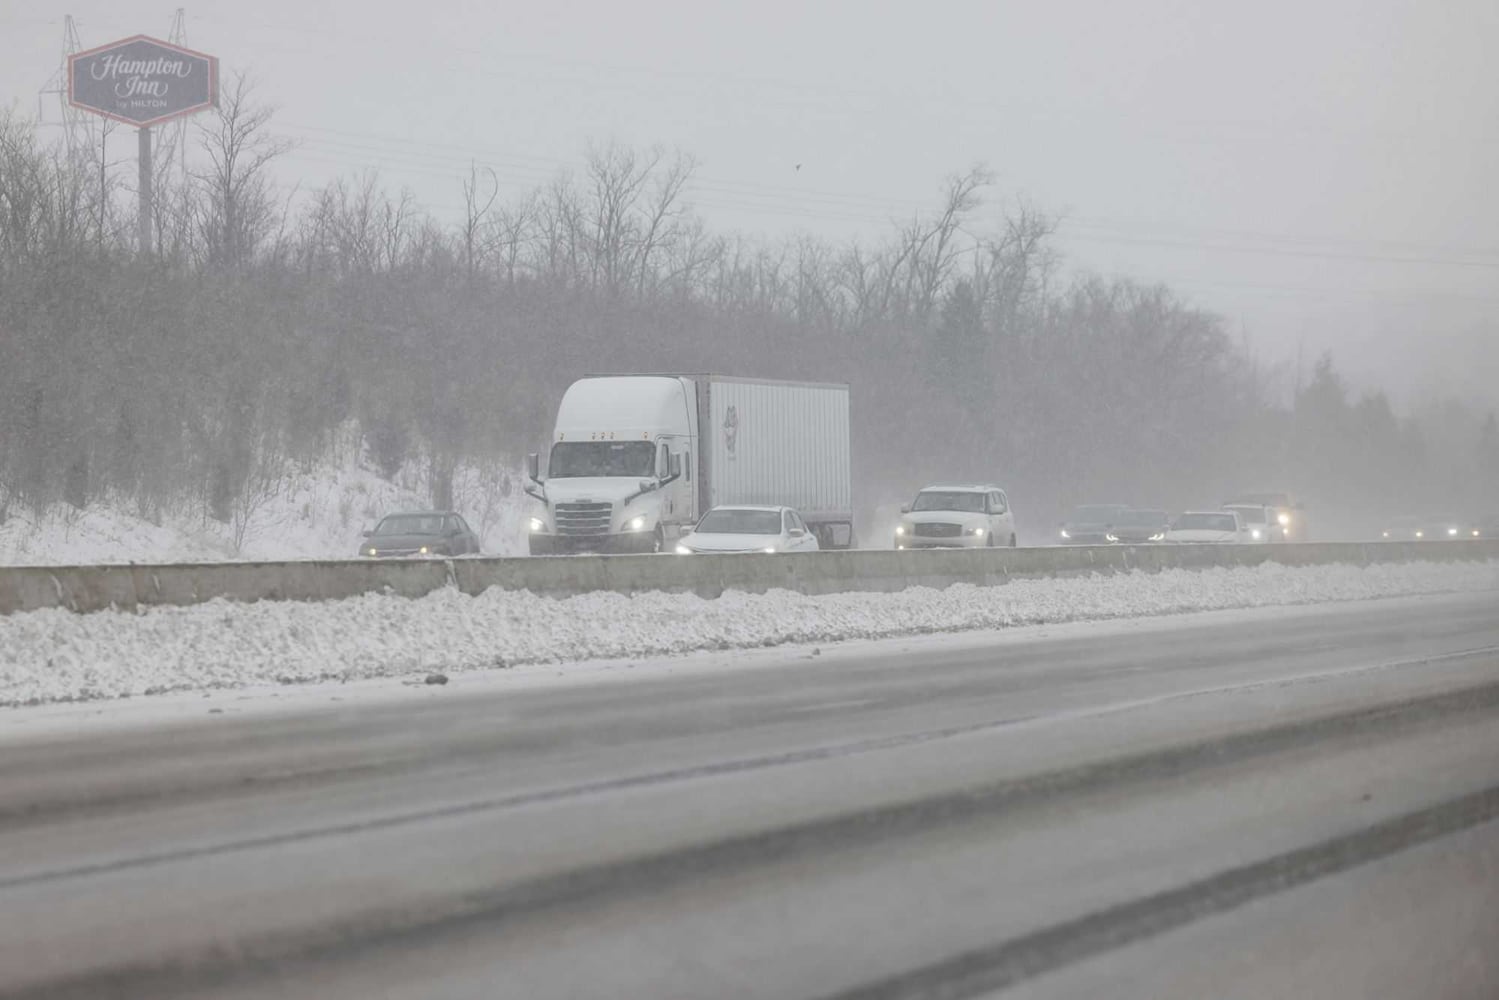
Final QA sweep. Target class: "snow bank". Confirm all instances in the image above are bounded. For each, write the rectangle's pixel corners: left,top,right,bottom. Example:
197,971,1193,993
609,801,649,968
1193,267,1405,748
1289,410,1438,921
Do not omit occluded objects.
0,431,535,566
3,560,1496,707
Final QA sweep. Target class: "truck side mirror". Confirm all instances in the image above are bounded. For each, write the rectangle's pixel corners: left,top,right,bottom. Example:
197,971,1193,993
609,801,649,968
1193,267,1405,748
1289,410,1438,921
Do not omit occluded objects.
669,453,682,480
527,452,541,483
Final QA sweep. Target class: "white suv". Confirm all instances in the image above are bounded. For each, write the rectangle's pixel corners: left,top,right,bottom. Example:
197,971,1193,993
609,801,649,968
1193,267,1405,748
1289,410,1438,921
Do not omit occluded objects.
895,484,1017,549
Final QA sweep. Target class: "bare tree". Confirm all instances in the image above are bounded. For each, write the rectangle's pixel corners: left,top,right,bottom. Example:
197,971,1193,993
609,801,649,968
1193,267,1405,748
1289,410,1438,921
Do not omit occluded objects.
194,72,294,269
459,162,498,282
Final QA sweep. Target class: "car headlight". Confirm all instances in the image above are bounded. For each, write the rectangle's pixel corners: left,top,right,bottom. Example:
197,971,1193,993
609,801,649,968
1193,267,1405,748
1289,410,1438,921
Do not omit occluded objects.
528,517,545,533
762,546,777,554
1474,530,1481,537
1250,529,1261,540
971,527,986,537
1105,533,1119,542
1148,532,1165,542
1059,529,1071,539
895,524,906,536
1277,512,1291,526
1382,531,1390,538
675,543,693,555
419,545,429,555
1416,530,1424,538
1447,527,1459,536
366,547,378,556
626,516,647,532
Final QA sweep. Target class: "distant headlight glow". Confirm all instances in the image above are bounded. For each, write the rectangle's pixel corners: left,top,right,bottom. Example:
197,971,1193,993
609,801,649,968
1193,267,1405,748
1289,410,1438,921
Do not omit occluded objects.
1277,512,1291,526
1382,531,1390,538
763,547,777,554
1416,530,1424,538
1250,529,1261,540
419,545,429,555
366,547,377,556
626,516,647,532
1448,527,1459,536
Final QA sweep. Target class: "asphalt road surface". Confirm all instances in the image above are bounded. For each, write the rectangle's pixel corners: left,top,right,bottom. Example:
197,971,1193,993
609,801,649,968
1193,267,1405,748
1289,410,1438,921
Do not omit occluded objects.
2,592,1497,999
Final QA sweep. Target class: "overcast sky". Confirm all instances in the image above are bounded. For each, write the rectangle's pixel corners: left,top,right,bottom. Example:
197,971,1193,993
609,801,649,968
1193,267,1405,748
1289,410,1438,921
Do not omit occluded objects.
4,0,1497,410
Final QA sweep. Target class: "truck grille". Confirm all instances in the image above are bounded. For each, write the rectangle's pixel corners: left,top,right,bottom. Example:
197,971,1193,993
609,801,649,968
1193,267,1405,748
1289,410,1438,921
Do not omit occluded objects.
555,501,612,536
914,522,962,538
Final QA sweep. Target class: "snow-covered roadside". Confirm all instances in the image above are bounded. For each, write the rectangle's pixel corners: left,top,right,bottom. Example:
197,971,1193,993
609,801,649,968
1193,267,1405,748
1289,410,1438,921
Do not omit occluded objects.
3,559,1497,708
0,426,534,566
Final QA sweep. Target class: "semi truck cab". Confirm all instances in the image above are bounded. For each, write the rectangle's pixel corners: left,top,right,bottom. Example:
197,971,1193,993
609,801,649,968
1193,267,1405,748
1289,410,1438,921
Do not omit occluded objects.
526,376,691,554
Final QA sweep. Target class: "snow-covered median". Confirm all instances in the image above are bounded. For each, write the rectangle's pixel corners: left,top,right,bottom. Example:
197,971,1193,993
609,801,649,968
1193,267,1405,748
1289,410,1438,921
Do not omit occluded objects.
3,560,1497,707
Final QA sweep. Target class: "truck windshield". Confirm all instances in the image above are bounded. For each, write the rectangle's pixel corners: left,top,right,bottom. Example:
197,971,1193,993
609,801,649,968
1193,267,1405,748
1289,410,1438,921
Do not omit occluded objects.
549,441,655,478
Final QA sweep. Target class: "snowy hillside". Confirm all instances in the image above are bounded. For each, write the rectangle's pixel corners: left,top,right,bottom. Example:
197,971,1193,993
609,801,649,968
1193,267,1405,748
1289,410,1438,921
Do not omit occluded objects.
0,431,535,566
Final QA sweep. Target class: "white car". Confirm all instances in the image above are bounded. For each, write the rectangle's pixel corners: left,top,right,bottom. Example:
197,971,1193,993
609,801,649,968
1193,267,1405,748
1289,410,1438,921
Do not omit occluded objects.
675,506,820,554
1164,510,1250,544
1222,503,1277,543
894,484,1017,549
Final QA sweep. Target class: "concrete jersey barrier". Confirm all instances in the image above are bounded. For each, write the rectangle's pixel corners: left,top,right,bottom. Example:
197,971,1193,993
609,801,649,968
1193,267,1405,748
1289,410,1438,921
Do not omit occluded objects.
2,541,1497,616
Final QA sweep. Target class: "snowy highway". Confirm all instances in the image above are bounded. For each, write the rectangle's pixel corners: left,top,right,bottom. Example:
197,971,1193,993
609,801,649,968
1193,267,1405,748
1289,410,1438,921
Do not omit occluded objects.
2,592,1498,998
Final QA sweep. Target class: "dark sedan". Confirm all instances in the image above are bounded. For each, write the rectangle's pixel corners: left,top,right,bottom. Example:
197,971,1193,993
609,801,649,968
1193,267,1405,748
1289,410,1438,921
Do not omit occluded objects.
360,511,481,557
1105,508,1171,543
1058,504,1131,545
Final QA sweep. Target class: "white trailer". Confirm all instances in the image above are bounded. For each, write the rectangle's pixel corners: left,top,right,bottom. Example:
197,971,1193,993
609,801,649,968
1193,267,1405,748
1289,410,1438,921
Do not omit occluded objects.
526,375,853,554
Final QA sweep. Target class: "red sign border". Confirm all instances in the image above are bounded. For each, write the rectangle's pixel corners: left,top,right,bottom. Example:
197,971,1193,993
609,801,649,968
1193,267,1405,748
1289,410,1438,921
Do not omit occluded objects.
67,34,219,129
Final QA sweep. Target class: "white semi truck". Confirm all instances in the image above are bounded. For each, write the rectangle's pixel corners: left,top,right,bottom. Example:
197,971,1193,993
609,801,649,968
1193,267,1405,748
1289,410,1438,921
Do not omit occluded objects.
526,374,853,554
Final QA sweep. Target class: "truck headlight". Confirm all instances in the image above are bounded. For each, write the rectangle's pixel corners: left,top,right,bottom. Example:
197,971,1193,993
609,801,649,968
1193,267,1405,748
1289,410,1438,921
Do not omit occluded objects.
528,517,545,533
895,524,906,536
675,543,693,555
971,527,986,537
1277,512,1291,527
1250,529,1261,540
626,516,647,532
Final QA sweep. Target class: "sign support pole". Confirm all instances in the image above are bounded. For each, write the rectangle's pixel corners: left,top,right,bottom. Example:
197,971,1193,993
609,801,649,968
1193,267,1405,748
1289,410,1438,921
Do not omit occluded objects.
137,125,152,255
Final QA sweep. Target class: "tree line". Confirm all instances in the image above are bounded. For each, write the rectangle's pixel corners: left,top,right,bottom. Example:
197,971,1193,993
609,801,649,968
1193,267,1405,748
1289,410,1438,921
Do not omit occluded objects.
1,75,1494,541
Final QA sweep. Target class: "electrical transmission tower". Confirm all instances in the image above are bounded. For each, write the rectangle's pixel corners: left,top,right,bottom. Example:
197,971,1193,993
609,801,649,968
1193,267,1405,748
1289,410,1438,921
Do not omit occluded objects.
36,14,96,165
155,8,192,181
